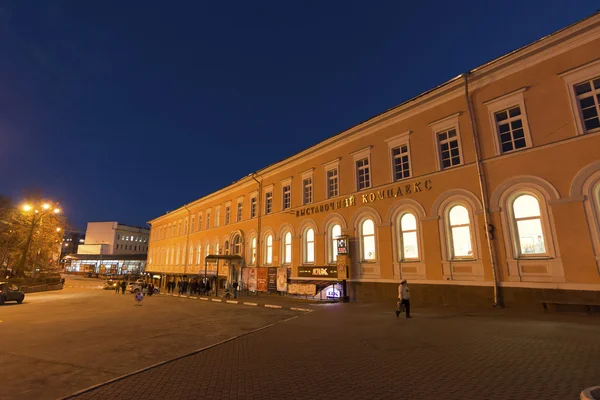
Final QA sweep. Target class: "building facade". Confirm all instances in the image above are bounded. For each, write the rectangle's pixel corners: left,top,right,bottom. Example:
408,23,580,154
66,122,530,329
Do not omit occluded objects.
147,14,600,307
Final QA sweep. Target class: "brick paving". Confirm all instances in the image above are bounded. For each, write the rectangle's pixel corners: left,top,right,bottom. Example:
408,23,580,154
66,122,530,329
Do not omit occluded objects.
67,304,600,400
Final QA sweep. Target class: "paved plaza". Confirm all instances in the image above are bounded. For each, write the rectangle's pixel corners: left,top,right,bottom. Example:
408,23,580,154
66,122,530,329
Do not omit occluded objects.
1,277,599,400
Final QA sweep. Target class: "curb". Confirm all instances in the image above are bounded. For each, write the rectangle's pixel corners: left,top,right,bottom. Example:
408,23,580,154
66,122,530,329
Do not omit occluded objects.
158,292,313,313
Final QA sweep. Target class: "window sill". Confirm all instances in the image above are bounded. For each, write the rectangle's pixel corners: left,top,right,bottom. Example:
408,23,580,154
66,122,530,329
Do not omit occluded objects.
360,260,377,264
449,258,476,262
398,259,420,263
515,256,552,260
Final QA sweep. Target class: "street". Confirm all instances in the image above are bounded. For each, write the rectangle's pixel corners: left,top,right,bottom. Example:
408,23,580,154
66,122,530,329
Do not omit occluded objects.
1,277,600,400
0,277,297,400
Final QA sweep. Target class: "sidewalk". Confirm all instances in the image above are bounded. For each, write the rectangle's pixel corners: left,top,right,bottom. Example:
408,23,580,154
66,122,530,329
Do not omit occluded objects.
65,302,600,400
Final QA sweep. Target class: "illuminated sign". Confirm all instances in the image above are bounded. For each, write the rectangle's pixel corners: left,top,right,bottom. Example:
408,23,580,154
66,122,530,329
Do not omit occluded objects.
297,266,338,278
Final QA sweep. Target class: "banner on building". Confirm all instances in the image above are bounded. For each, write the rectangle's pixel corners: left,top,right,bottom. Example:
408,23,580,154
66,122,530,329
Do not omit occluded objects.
297,266,338,278
337,236,349,255
267,267,277,292
248,268,257,292
257,268,268,292
276,267,287,292
242,268,249,289
288,283,316,296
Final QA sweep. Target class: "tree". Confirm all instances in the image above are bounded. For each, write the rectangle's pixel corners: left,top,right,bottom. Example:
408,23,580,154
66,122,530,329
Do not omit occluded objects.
0,196,64,276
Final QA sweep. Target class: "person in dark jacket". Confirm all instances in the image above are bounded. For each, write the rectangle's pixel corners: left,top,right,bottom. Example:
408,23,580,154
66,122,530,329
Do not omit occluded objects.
120,280,127,294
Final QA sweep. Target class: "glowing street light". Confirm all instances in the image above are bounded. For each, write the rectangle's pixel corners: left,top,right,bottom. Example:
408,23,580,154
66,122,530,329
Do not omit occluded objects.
54,208,61,214
43,203,50,210
22,204,32,212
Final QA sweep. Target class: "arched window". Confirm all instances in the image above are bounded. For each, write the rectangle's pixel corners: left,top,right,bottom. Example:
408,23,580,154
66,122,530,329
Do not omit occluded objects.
265,235,273,265
361,219,376,261
398,213,419,260
215,242,220,255
196,244,202,265
232,235,242,255
224,240,230,255
188,245,194,265
250,237,257,265
166,247,170,265
304,228,315,264
512,194,546,255
206,244,210,258
283,232,292,264
448,205,473,258
329,224,342,263
175,244,180,265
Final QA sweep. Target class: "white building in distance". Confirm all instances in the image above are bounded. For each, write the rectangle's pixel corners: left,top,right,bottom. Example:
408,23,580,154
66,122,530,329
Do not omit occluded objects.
78,222,150,255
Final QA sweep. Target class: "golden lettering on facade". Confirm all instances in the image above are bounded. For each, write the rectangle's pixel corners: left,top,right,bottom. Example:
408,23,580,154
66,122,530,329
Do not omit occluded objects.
295,180,432,216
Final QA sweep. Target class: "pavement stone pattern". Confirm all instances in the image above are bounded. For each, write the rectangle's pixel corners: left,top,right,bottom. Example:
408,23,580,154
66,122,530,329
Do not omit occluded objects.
68,304,600,400
158,292,315,312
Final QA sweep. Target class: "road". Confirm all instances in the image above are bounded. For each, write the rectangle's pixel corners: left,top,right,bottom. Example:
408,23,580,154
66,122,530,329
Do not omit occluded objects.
0,276,297,400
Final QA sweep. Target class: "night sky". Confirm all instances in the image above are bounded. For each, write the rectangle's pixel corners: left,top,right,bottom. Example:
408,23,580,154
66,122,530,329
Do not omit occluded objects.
0,1,597,231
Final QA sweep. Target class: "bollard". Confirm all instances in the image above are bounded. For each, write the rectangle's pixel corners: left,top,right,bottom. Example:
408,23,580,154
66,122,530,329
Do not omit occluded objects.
581,386,600,400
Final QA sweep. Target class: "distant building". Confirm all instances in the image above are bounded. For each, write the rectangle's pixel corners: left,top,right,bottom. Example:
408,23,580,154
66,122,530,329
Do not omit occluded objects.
60,231,85,258
64,222,149,276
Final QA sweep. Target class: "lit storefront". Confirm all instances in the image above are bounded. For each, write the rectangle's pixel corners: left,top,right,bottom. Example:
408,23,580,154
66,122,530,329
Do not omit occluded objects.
146,14,600,308
64,254,146,276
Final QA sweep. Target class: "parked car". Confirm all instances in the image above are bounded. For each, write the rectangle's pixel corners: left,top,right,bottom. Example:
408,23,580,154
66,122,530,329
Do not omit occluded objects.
0,282,25,305
127,282,159,294
103,280,119,290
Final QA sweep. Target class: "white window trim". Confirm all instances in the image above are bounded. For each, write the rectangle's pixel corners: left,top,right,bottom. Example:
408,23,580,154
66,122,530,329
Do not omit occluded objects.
560,58,600,136
281,231,292,265
326,222,343,265
303,227,316,265
323,158,341,199
249,190,258,219
385,130,412,182
263,184,274,214
281,177,292,210
484,88,533,155
264,234,273,265
429,113,464,171
396,211,421,262
214,206,221,228
351,146,373,191
236,200,243,222
300,168,314,205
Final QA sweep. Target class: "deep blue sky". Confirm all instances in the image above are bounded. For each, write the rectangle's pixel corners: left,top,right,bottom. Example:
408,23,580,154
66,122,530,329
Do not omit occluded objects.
0,1,597,231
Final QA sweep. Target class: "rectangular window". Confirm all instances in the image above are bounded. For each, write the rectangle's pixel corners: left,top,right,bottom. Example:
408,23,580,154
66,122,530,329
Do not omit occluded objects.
206,213,211,229
574,77,600,133
184,220,188,235
495,106,527,153
327,168,338,198
392,145,411,180
282,185,291,210
198,216,202,231
215,210,220,227
225,206,230,225
303,178,313,204
265,192,273,214
437,128,462,169
236,202,243,222
250,197,257,218
356,158,371,190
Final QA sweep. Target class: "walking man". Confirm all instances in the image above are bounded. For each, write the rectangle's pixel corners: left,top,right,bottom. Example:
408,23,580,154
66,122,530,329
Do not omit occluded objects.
396,279,412,319
120,280,127,294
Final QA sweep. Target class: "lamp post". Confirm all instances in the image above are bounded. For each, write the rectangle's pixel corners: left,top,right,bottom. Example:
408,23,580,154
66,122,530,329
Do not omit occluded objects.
17,202,61,276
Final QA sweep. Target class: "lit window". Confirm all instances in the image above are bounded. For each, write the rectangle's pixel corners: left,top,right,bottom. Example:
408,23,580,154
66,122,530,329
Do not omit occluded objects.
236,202,243,222
265,235,273,265
225,206,230,225
361,219,376,261
188,245,194,264
196,244,202,265
327,168,338,198
232,235,242,255
392,145,411,180
250,237,257,264
304,228,315,264
448,205,473,258
283,232,292,264
356,158,371,190
513,194,546,256
265,192,273,214
495,106,527,153
303,178,313,205
437,128,462,169
283,185,291,210
399,213,419,260
206,244,210,258
250,197,257,218
574,77,600,133
330,224,341,263
224,240,230,255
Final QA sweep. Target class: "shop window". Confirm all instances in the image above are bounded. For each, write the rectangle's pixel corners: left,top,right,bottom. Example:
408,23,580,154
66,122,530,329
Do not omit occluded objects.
448,205,473,258
512,194,546,256
304,228,315,264
361,219,376,261
398,213,419,260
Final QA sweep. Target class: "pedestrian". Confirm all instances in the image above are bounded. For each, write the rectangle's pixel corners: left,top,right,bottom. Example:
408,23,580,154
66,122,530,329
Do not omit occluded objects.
396,279,412,319
148,282,154,296
60,277,66,286
177,280,182,294
121,280,127,294
232,281,238,298
134,290,144,306
115,281,120,294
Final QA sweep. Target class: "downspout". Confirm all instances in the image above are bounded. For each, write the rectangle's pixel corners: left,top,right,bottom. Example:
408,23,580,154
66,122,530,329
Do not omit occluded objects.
251,173,262,266
463,72,501,307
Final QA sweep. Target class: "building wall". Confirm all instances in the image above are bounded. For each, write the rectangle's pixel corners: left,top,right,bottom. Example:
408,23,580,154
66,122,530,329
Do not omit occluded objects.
147,15,600,307
83,222,118,253
83,222,149,255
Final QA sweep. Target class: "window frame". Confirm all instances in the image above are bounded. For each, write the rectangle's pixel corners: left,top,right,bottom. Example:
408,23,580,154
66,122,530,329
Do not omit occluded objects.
303,227,315,265
323,158,340,199
446,203,475,260
250,195,257,219
359,218,377,262
430,113,464,171
396,211,420,261
506,192,553,259
352,146,372,192
386,131,412,182
224,204,231,225
560,59,600,136
484,88,533,155
264,185,274,215
327,223,342,264
282,231,292,265
264,234,273,265
282,184,291,210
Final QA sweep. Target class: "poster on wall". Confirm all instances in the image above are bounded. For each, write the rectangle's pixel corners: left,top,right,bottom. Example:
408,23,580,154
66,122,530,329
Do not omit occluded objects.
257,268,268,292
242,268,249,289
337,236,348,255
248,268,257,292
276,267,287,292
267,268,277,291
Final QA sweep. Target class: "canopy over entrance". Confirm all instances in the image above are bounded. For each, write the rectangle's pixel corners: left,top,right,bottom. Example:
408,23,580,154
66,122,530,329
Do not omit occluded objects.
203,254,244,296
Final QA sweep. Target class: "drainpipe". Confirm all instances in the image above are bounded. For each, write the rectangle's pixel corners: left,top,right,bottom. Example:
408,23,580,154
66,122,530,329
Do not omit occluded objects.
463,72,501,308
251,173,262,266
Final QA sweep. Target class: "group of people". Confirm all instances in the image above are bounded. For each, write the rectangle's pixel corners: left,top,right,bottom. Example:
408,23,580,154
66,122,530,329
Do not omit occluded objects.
166,278,212,296
114,280,128,294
